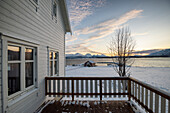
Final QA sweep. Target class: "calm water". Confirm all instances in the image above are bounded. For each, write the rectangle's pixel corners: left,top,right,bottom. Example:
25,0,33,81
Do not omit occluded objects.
66,57,170,67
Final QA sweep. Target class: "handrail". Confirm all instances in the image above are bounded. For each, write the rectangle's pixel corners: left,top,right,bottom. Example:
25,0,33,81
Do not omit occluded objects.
45,76,170,113
129,77,170,100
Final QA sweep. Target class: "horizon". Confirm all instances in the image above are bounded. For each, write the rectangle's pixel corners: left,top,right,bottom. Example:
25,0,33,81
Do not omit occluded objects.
65,0,170,56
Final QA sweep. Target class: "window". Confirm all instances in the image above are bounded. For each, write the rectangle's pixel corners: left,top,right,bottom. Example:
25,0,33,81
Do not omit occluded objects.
7,44,36,96
49,51,59,76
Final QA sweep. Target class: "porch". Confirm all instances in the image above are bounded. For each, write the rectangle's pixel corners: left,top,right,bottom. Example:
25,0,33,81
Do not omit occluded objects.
43,77,170,113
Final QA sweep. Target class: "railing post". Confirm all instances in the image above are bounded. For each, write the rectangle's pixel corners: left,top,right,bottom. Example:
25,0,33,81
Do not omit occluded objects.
100,80,102,101
45,78,47,95
72,80,74,101
128,79,131,101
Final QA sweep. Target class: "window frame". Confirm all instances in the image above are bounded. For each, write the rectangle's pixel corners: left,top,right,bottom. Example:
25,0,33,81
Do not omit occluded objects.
48,49,59,76
1,36,38,101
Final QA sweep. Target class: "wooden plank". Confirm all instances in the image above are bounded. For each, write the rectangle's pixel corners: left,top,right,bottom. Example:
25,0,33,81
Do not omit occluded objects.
95,80,98,98
138,84,140,101
123,80,125,97
72,80,74,101
81,80,83,97
76,80,79,97
67,80,69,97
161,97,165,113
155,94,159,113
145,89,148,107
118,80,121,98
53,80,56,97
132,81,134,96
114,80,116,97
86,80,88,97
168,100,170,113
62,80,65,96
150,91,153,111
100,80,102,101
49,80,51,97
142,86,144,103
135,82,137,98
128,80,131,101
90,80,93,97
57,80,60,97
104,80,107,98
45,77,129,80
109,80,112,98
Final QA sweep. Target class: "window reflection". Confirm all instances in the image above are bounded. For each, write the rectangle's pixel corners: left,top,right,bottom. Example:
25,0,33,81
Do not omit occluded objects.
8,63,20,95
50,61,53,76
25,48,33,60
50,52,53,59
54,61,57,74
8,45,20,61
25,62,33,87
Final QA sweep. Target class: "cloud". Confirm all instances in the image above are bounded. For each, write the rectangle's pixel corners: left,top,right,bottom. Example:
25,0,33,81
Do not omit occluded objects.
66,43,103,54
67,0,106,27
131,32,148,36
76,9,143,42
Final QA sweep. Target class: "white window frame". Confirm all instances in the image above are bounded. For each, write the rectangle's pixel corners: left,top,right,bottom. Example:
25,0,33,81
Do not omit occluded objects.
48,48,59,76
2,36,38,103
52,0,58,22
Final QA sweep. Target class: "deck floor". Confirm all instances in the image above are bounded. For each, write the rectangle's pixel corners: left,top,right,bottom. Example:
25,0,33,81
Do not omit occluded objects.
41,100,134,113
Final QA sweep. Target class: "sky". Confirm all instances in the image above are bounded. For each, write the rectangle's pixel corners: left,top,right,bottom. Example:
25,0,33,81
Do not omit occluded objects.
65,0,170,55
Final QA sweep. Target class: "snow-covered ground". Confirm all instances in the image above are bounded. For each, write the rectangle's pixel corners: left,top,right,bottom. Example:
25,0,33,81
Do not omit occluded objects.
66,66,170,93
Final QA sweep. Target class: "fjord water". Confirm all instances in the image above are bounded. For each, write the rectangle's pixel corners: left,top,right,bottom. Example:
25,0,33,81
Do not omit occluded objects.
66,57,170,67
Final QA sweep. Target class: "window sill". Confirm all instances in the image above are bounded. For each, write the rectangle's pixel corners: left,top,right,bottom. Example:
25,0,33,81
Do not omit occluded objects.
7,88,38,107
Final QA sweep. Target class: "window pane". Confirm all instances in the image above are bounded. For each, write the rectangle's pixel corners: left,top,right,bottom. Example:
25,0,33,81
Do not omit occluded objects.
8,63,20,95
50,61,53,76
54,52,58,59
50,52,53,59
25,62,34,87
53,3,57,16
25,48,33,60
8,45,20,61
54,61,58,75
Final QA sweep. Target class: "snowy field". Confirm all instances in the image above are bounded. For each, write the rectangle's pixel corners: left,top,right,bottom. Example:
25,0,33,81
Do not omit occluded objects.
66,66,170,93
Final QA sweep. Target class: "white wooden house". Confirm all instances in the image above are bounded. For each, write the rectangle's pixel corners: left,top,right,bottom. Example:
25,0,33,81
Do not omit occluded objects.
0,0,71,112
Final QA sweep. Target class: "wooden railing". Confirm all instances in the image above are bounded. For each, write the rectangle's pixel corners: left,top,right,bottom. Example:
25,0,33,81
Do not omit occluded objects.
45,77,170,113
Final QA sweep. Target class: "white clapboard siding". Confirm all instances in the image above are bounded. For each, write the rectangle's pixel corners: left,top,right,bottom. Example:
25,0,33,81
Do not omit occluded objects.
0,0,69,112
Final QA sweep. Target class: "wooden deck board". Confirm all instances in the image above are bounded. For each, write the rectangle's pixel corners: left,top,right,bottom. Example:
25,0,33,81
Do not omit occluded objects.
41,100,134,113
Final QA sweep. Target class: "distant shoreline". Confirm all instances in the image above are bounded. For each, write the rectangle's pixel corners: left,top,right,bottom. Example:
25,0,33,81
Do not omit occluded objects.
66,56,170,59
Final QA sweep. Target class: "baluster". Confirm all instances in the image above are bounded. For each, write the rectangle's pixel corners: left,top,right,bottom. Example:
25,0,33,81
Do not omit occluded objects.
81,80,84,97
138,84,140,101
114,80,116,97
86,80,88,97
142,87,144,103
76,80,79,97
155,94,159,113
104,80,107,98
62,80,65,97
53,80,56,97
123,80,125,97
67,80,69,97
161,97,165,113
109,80,111,98
95,80,98,98
150,91,153,111
132,81,134,96
57,80,60,97
168,100,170,113
135,82,137,99
45,79,48,95
145,89,148,107
49,80,51,97
118,80,121,98
90,80,93,97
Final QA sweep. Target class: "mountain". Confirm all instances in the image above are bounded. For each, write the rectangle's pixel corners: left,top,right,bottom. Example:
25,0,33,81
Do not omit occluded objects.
149,49,170,56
